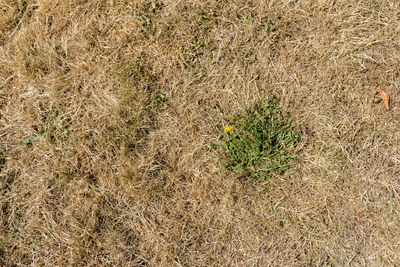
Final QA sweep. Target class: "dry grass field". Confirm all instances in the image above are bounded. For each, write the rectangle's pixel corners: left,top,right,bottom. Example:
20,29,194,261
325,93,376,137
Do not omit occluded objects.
1,0,400,266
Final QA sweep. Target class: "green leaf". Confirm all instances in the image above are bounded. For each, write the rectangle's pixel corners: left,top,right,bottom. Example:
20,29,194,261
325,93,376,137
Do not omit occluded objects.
151,1,158,9
20,137,36,147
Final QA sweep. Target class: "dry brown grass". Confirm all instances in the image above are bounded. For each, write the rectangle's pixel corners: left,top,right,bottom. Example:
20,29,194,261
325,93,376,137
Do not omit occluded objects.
1,0,400,265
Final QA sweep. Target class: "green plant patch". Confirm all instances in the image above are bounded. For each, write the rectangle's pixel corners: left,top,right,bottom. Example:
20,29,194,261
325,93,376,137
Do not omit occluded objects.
217,99,299,181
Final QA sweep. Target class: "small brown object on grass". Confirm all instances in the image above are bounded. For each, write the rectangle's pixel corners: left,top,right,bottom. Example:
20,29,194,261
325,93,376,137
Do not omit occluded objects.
380,89,390,110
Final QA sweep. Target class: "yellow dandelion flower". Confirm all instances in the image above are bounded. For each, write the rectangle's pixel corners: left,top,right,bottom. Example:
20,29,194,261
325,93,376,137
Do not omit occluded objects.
225,125,233,133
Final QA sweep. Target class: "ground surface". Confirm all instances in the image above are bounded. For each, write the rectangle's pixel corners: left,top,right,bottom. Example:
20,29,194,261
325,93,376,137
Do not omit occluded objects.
1,0,400,266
